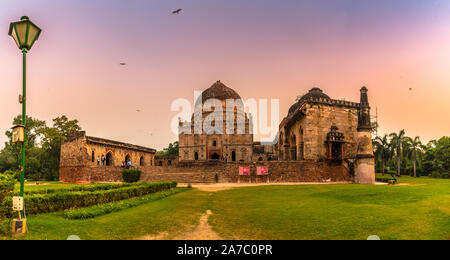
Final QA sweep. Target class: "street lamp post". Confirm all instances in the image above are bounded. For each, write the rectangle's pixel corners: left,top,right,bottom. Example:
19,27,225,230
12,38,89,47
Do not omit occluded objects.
8,16,41,199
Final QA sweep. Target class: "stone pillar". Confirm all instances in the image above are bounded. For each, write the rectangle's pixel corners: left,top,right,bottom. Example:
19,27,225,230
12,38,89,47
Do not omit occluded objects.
355,87,375,184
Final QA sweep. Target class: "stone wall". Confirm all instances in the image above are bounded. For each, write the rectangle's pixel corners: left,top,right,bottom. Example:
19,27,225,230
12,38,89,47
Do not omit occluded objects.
60,160,352,184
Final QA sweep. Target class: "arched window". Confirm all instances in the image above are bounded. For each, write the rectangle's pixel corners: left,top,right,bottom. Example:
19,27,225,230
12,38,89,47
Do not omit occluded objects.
106,152,113,166
150,159,153,166
158,161,163,166
195,152,199,161
213,140,217,147
231,151,236,162
91,151,95,162
168,160,172,166
125,155,131,165
140,156,145,166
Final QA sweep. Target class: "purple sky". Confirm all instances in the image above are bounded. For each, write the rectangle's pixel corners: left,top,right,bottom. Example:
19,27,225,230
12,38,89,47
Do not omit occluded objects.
1,0,450,149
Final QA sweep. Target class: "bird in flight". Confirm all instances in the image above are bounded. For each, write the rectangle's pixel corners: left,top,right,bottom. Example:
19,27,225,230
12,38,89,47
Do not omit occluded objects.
172,8,182,14
120,63,126,66
136,109,141,112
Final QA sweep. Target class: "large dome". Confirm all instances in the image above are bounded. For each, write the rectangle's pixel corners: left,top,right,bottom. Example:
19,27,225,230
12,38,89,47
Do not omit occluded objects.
288,88,331,115
195,81,242,106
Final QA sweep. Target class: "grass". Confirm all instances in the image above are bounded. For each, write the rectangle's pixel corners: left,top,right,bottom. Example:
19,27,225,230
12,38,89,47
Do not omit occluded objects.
13,189,209,240
3,176,450,240
208,176,450,240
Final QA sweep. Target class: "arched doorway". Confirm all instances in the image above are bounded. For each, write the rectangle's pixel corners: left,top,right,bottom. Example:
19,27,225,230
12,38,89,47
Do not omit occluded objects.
210,152,220,160
125,155,131,166
106,152,113,166
231,151,236,162
140,156,145,166
291,135,297,160
194,152,199,161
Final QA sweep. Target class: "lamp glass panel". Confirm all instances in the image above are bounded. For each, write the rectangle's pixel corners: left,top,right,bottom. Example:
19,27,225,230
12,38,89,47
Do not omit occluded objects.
14,22,28,46
26,23,40,47
10,27,20,48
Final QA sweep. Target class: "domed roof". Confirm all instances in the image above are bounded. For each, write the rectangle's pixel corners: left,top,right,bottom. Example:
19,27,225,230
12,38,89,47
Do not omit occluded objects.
195,81,242,105
288,88,331,115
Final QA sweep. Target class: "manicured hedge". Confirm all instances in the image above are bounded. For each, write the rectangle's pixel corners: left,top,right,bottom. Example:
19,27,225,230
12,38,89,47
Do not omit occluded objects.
0,175,15,235
122,169,142,183
18,182,136,196
63,187,187,219
1,181,177,216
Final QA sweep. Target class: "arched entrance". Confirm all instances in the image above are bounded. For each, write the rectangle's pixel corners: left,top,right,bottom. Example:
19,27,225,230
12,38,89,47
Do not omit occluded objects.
195,152,199,161
106,152,113,166
291,135,297,160
140,156,145,166
125,154,131,166
231,151,236,162
210,152,220,160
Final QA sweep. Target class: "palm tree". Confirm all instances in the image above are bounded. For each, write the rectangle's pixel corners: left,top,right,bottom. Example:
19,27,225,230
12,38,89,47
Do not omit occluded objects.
373,135,391,176
406,136,424,178
389,130,409,177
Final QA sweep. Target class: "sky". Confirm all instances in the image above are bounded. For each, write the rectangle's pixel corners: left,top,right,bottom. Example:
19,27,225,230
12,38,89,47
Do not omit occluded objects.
1,0,450,150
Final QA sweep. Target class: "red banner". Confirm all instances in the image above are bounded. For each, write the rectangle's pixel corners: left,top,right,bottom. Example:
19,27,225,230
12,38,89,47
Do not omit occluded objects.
257,166,269,176
239,166,250,176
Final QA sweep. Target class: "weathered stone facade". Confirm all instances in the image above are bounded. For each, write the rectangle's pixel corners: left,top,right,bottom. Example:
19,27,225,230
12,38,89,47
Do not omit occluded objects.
178,81,254,163
59,82,375,184
60,160,351,184
59,131,156,183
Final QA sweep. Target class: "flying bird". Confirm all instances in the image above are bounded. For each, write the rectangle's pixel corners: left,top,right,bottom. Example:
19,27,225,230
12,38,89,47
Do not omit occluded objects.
136,109,141,112
120,63,126,66
172,8,182,14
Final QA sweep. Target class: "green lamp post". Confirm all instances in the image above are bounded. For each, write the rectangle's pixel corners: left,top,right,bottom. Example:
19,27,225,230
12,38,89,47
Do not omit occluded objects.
8,16,42,198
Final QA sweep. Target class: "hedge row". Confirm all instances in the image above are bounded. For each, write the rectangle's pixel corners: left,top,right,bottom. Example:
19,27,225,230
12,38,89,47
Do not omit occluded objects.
16,182,139,196
64,187,187,219
1,181,177,216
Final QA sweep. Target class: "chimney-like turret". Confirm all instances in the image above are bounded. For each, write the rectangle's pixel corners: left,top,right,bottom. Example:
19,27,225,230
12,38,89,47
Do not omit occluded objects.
357,86,372,132
354,86,375,184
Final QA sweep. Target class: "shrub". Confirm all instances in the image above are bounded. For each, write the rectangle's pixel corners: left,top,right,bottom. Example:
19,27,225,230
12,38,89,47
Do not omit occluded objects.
387,170,397,176
16,181,177,216
18,182,136,196
0,172,15,235
122,169,142,183
431,171,441,179
441,173,449,179
63,187,186,219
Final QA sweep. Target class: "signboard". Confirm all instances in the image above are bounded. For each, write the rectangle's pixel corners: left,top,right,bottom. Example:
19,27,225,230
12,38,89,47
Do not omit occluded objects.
257,166,269,176
239,166,250,176
12,196,24,211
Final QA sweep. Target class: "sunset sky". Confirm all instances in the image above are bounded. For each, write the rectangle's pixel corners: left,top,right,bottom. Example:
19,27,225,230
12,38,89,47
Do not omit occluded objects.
1,0,450,150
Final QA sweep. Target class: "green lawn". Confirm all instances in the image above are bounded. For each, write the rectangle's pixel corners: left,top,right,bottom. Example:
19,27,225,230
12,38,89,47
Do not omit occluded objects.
5,176,450,240
209,177,450,240
15,181,78,192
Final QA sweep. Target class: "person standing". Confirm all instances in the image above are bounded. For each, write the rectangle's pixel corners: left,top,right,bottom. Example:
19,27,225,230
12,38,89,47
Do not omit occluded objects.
101,155,105,166
97,156,100,166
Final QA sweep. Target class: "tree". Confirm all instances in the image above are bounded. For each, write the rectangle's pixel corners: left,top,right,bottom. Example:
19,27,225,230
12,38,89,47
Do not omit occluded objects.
0,115,82,181
389,130,409,177
406,136,424,178
39,116,82,180
373,135,391,176
157,141,179,156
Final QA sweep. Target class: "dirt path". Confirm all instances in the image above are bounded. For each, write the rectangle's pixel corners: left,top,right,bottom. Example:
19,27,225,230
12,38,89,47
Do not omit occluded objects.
139,210,222,240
